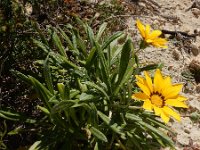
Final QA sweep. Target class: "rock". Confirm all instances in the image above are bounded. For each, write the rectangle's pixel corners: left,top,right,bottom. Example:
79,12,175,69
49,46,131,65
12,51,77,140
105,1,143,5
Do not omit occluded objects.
192,8,200,17
196,84,200,93
172,49,180,60
184,129,190,134
153,19,159,25
190,44,200,56
177,132,190,145
194,28,200,35
189,98,200,111
189,56,200,83
189,56,200,72
184,82,195,93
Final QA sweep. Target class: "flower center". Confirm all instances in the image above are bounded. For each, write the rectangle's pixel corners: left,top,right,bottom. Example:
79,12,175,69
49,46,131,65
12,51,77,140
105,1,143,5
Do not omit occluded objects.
150,94,164,107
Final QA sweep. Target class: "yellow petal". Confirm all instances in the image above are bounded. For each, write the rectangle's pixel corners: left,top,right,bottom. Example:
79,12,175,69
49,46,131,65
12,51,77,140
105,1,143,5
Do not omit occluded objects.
152,38,168,48
153,105,162,116
145,24,151,39
148,30,162,40
153,69,164,92
144,71,153,92
146,39,153,43
143,100,152,111
163,84,183,99
162,106,181,122
167,95,187,102
165,99,188,108
135,75,145,84
176,96,187,101
132,92,149,100
136,20,145,38
136,82,151,96
160,111,170,123
163,76,172,90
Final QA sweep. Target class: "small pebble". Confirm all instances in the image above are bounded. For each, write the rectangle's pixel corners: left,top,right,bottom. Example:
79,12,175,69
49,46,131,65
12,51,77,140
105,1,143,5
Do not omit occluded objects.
192,8,200,17
190,44,199,56
189,57,200,72
184,129,190,134
196,84,200,93
172,50,180,60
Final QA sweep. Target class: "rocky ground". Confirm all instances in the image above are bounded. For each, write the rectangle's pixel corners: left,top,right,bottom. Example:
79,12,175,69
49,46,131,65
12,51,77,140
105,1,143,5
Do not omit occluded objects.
124,0,200,149
1,0,199,149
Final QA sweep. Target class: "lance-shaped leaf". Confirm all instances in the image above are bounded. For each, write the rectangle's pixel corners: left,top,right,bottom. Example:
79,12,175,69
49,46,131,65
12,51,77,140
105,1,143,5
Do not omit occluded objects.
90,126,108,142
43,55,54,94
117,39,133,84
96,22,107,42
97,111,124,136
33,39,49,53
113,40,135,96
85,81,109,100
101,32,123,50
52,30,67,58
28,76,53,110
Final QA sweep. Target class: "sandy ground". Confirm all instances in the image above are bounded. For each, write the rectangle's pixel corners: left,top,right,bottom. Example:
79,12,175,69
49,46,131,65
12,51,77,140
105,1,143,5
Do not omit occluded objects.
125,0,200,149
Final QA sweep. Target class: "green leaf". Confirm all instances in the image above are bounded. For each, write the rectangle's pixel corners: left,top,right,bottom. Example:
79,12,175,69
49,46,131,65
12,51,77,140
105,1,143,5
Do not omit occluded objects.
74,30,87,56
85,47,97,69
146,117,172,132
51,100,78,114
28,141,41,150
97,111,110,124
96,22,107,42
10,70,31,85
33,39,49,53
117,39,133,85
127,132,142,150
94,41,111,92
0,110,21,121
43,55,54,93
62,57,79,69
52,30,67,58
28,76,53,110
80,93,95,101
114,65,134,96
57,83,70,100
85,81,109,100
110,45,123,65
72,30,78,53
0,110,36,123
8,126,23,135
57,83,65,99
101,32,123,50
125,113,142,121
37,105,50,115
33,22,49,45
70,90,80,99
97,111,124,135
137,121,174,148
58,26,74,49
71,103,91,110
48,51,76,69
86,24,95,47
90,127,108,142
94,142,99,150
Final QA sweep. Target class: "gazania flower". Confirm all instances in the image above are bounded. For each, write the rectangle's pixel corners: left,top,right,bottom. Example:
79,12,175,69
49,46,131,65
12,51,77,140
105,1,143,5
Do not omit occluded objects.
132,69,188,123
136,19,167,48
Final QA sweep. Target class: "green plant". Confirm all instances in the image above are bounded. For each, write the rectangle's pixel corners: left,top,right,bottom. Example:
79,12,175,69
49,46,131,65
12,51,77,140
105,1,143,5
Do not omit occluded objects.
0,121,7,150
12,18,174,149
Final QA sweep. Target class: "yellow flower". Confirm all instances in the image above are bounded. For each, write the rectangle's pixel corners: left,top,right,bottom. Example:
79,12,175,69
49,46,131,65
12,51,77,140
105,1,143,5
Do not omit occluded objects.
136,19,167,48
132,69,188,123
